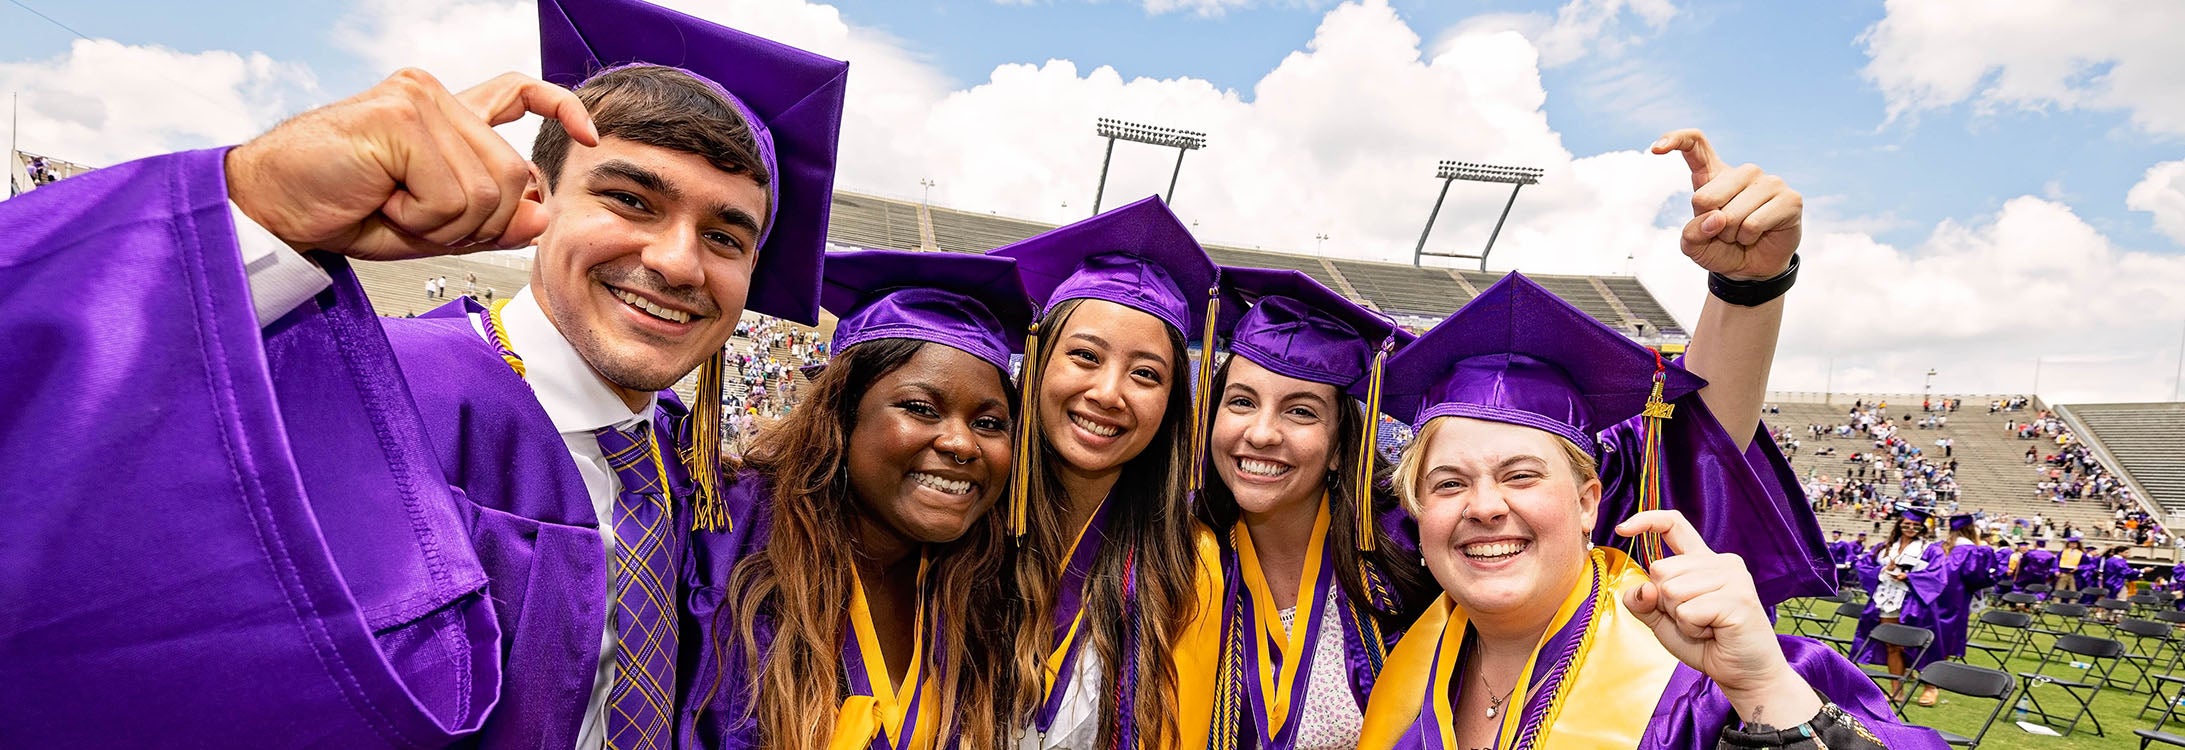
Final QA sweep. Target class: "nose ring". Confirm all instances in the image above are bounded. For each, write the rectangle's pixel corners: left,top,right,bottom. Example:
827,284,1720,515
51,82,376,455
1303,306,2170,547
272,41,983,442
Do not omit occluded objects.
952,454,974,465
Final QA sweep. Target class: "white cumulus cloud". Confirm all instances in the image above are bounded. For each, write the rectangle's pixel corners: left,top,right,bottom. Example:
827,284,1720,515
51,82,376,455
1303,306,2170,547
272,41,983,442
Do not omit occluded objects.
2128,159,2185,248
0,39,318,166
1860,0,2185,136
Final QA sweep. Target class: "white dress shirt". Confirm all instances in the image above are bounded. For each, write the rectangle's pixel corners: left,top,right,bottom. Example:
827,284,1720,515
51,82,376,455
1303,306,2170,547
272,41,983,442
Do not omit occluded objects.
233,205,649,750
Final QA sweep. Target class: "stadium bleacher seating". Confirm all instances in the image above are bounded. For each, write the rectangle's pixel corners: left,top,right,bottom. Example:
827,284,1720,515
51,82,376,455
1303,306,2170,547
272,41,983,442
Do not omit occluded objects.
1771,396,2142,545
2056,403,2185,515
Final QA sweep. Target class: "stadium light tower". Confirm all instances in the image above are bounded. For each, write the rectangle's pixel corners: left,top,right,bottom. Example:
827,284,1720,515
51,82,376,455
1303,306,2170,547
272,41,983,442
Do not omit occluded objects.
1091,117,1207,215
1412,160,1544,270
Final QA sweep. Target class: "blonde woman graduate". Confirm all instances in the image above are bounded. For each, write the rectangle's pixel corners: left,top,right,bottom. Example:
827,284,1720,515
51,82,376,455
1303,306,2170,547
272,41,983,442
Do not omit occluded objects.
1196,266,1440,748
686,249,1031,749
989,197,1226,749
1356,274,1946,749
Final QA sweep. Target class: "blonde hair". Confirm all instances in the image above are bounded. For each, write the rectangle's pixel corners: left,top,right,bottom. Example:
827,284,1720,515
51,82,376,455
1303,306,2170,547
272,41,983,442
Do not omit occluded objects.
1393,416,1599,514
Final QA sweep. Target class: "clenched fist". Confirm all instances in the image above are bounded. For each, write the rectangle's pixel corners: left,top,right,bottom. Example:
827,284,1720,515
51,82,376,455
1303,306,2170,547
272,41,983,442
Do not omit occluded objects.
225,69,599,261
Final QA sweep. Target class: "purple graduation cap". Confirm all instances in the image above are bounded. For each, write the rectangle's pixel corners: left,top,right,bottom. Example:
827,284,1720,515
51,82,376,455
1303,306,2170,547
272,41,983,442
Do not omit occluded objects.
1898,506,1932,524
820,249,1033,373
1949,514,1977,531
1381,272,1715,567
989,195,1220,534
1217,265,1415,549
1381,273,1706,445
539,0,846,326
539,0,848,517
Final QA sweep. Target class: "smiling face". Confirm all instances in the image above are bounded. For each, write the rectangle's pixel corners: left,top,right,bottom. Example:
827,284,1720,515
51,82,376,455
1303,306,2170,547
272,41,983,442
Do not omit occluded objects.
529,136,768,395
845,344,1015,545
1210,356,1341,518
1036,299,1179,479
1404,416,1600,621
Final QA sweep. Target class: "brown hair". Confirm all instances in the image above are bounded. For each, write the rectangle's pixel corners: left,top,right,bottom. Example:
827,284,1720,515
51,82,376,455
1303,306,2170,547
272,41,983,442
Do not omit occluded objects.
1008,298,1200,747
531,64,772,195
722,339,1018,749
1194,357,1435,628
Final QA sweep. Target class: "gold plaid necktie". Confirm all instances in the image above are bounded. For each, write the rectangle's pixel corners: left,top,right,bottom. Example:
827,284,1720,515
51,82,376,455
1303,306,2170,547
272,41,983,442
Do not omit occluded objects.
595,422,676,750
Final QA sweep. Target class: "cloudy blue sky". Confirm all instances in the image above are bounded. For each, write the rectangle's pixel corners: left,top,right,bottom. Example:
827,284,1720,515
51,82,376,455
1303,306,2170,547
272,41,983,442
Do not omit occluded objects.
4,0,2183,402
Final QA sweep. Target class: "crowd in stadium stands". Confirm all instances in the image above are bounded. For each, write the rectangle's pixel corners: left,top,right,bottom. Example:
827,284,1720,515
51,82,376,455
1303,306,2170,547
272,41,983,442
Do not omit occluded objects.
720,318,830,442
1784,394,2169,548
23,156,62,188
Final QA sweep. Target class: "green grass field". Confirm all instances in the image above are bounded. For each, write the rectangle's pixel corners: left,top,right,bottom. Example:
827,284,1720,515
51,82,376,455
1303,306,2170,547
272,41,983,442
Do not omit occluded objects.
1774,598,2184,749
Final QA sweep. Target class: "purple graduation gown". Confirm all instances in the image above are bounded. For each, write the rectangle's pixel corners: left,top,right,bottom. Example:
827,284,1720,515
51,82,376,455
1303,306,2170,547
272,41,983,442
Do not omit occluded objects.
0,148,717,747
678,471,777,749
1643,637,1947,748
2104,555,2137,598
1593,392,1835,607
2074,555,2104,603
2016,549,2057,593
1,148,508,745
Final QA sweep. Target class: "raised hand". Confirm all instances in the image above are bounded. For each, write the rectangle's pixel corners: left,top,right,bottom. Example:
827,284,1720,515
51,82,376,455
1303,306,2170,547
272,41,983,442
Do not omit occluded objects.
225,69,599,261
1650,129,1801,281
1616,510,1822,727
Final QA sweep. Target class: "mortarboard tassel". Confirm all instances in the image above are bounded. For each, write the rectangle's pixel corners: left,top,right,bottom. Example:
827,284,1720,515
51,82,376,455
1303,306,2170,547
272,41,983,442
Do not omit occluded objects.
1354,338,1391,551
1187,284,1222,505
1633,349,1675,566
682,346,730,532
1011,322,1044,538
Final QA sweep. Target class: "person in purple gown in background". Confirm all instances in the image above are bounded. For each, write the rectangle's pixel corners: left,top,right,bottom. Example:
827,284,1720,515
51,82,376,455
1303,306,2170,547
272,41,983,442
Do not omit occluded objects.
0,0,850,746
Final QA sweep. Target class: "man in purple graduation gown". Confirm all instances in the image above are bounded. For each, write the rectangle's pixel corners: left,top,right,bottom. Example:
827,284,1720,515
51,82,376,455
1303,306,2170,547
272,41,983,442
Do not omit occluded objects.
2017,538,2059,597
0,0,847,747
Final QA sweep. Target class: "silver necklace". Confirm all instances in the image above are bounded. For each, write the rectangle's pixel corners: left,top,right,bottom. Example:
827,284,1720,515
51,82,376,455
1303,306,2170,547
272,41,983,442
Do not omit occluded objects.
1478,672,1517,719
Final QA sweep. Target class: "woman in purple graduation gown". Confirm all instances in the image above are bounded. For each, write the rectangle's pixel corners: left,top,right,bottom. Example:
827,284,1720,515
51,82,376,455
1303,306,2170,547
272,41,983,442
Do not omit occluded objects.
1849,507,1932,701
1196,267,1439,748
989,197,1225,749
1352,272,1944,749
688,250,1030,749
1899,514,1994,706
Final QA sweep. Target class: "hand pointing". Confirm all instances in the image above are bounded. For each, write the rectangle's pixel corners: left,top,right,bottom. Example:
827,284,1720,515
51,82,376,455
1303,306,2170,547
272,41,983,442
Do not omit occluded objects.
1650,129,1802,281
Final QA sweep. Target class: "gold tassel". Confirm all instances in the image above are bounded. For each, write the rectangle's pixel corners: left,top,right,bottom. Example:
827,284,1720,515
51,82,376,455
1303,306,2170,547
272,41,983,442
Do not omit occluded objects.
1355,340,1390,551
1011,322,1043,538
1187,286,1222,499
683,346,729,532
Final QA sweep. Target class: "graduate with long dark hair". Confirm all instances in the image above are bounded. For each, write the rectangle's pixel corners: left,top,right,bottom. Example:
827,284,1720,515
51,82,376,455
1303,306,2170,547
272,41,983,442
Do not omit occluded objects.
691,250,1030,748
1195,267,1438,747
992,197,1225,748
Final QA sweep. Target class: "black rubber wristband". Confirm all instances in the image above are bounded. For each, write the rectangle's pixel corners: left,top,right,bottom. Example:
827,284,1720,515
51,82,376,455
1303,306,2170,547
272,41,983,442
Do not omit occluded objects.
1708,254,1799,307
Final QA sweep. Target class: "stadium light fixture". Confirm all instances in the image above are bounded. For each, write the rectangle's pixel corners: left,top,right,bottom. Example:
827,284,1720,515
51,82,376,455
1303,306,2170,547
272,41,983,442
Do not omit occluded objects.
1091,117,1208,214
1412,160,1545,270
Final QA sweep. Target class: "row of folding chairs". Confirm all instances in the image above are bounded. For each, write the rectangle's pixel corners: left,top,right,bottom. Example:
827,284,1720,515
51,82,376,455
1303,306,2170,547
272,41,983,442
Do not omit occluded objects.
1796,603,2184,743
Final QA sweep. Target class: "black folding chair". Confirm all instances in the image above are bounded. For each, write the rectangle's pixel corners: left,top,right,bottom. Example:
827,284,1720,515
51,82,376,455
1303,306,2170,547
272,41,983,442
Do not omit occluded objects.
1814,600,1864,655
2032,602,2092,648
2135,594,2166,614
2135,674,2185,749
1787,593,1850,637
1859,623,1936,706
2001,592,2039,612
2027,583,2054,598
1898,662,2015,748
1967,609,2033,668
2157,610,2185,628
2115,618,2185,694
2015,633,2127,736
2097,599,2142,633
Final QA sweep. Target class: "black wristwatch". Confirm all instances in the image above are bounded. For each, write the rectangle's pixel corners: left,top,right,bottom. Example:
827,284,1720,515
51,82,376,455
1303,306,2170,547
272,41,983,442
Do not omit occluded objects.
1708,254,1799,307
1720,702,1883,749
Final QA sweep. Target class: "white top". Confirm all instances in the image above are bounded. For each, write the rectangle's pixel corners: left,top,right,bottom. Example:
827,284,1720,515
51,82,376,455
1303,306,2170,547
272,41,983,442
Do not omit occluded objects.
1279,587,1366,750
1020,650,1103,749
235,206,651,750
